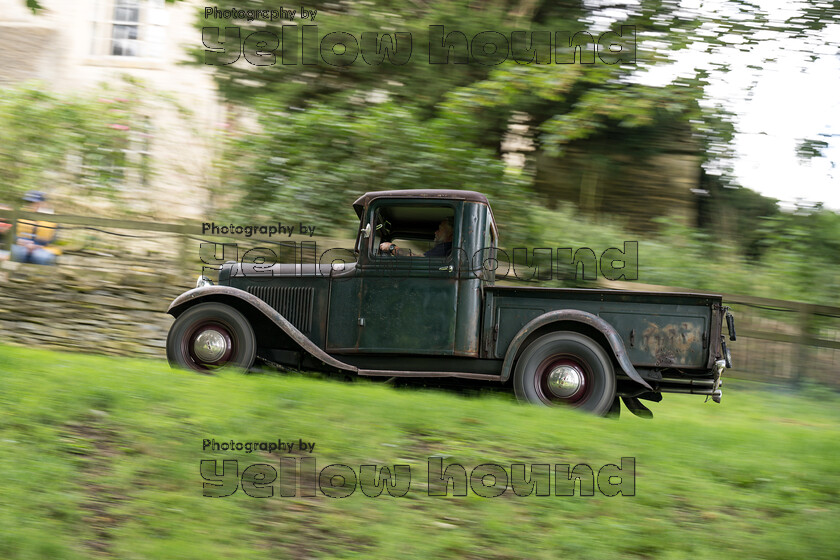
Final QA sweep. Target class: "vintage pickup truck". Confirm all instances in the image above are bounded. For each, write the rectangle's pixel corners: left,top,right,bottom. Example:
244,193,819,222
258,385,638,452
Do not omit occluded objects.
166,190,735,417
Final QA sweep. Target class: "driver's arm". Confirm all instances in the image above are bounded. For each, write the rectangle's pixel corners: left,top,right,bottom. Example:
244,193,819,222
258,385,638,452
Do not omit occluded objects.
378,241,418,256
379,241,423,257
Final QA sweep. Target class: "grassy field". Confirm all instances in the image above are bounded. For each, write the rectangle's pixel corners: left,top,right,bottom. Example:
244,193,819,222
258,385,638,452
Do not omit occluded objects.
0,345,838,559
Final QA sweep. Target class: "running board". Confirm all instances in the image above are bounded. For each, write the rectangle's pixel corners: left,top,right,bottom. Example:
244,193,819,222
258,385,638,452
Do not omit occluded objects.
357,369,502,381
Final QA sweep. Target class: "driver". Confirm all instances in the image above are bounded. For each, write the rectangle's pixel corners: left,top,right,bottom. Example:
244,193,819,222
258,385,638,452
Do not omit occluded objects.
379,218,453,257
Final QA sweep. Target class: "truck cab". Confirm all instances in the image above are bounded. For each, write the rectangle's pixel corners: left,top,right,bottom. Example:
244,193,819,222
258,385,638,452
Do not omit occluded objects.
327,190,494,356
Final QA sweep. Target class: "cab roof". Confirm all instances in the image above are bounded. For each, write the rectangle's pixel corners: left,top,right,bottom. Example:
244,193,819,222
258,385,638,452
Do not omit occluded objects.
352,189,491,218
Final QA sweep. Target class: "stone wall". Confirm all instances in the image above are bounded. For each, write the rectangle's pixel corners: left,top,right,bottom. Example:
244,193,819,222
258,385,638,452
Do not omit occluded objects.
0,227,359,359
0,258,193,359
0,24,62,86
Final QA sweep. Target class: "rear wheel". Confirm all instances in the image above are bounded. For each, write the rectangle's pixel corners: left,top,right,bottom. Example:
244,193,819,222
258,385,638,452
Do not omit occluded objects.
166,302,256,372
513,332,616,415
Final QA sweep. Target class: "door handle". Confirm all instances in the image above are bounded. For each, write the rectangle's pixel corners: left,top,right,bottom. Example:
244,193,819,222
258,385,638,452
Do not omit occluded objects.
439,265,453,272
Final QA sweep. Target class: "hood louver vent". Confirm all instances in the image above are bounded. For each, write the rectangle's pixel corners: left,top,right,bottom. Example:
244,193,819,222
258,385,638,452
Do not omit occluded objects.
247,286,314,333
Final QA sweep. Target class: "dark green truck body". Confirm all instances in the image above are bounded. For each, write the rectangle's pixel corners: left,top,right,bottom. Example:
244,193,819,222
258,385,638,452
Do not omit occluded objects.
168,190,733,411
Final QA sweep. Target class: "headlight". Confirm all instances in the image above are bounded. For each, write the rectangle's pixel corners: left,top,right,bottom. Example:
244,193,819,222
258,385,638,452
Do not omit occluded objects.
196,275,213,288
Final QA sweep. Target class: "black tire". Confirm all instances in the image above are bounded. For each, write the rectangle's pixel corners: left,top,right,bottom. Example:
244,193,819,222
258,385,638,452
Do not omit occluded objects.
166,302,256,372
513,332,616,415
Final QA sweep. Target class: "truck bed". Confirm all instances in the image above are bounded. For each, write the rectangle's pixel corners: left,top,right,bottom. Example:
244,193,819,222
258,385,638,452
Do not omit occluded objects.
485,286,723,370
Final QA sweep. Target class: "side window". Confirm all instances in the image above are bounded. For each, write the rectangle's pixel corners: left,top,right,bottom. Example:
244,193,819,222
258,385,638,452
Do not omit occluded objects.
369,204,456,259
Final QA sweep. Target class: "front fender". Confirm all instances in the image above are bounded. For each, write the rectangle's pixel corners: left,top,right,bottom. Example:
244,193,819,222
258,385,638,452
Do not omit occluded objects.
500,309,652,390
167,286,358,374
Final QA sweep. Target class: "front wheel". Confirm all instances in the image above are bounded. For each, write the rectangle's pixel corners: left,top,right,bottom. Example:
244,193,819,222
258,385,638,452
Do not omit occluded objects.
513,332,616,415
166,302,256,372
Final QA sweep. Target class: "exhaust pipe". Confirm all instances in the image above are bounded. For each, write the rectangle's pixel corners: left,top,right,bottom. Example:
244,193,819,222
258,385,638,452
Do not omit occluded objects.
659,377,715,386
660,385,718,395
658,371,723,402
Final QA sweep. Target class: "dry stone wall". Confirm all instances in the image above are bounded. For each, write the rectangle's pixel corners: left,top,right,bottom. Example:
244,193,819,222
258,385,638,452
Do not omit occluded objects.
0,258,193,359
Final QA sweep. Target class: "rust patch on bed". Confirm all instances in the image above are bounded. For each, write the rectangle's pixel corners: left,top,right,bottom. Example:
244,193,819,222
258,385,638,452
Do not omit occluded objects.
642,322,702,366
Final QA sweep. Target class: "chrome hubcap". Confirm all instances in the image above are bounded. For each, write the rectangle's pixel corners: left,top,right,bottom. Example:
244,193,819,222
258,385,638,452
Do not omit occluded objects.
547,365,583,398
193,329,228,362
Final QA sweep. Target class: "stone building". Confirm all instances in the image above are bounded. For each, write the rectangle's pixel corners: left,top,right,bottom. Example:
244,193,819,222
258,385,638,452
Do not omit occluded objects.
0,0,223,219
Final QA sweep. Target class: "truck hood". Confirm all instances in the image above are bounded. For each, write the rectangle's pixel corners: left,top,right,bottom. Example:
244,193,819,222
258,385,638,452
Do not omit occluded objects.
219,261,357,283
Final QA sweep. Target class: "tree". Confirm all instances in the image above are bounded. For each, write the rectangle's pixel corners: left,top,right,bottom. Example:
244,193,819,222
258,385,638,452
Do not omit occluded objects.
192,0,839,239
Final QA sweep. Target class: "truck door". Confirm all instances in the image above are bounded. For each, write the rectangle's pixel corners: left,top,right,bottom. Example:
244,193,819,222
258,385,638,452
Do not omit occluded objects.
355,202,460,355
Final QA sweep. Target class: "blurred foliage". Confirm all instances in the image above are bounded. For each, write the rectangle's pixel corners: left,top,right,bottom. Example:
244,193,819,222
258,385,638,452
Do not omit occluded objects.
193,0,840,177
754,203,840,299
195,0,840,233
25,0,180,13
11,0,839,306
196,0,840,304
513,199,840,305
697,170,781,261
203,0,729,230
220,101,531,238
796,138,830,162
0,83,143,206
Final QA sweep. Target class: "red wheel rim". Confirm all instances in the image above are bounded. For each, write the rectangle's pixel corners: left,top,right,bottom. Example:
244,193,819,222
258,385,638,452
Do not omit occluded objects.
533,355,591,406
181,320,235,370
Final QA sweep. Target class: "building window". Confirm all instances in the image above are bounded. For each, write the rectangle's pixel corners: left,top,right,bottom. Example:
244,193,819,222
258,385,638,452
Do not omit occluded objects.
90,0,166,59
111,0,141,56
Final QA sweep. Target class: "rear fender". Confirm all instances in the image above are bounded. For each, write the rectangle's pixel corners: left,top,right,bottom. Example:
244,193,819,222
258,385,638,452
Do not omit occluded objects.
500,309,652,390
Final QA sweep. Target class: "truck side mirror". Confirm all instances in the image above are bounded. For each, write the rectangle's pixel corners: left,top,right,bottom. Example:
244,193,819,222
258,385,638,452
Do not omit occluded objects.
362,223,371,238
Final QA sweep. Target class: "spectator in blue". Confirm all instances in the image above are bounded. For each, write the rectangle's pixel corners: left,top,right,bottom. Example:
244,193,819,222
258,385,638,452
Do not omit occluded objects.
11,191,60,265
0,204,11,259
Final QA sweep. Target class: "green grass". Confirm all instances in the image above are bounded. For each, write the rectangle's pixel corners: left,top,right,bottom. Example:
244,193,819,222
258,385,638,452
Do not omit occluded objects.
0,345,838,559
